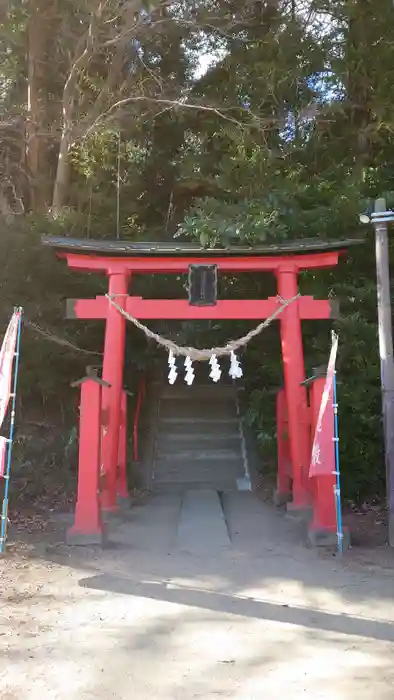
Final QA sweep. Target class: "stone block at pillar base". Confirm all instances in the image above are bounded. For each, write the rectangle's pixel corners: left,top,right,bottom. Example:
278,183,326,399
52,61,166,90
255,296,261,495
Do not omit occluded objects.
101,508,122,524
100,499,119,514
66,527,104,546
100,489,120,516
273,489,292,507
117,495,131,510
308,526,351,551
285,500,313,521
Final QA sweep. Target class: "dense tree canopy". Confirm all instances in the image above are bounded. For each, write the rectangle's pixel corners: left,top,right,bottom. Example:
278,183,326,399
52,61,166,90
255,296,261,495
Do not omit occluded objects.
1,0,394,500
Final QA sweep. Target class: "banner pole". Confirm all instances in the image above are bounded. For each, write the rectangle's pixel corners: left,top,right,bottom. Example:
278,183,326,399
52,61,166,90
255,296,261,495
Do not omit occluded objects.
0,308,23,554
332,350,344,555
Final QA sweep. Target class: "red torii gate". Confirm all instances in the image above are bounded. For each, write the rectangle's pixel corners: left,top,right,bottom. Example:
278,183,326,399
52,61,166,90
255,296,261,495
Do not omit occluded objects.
42,236,360,541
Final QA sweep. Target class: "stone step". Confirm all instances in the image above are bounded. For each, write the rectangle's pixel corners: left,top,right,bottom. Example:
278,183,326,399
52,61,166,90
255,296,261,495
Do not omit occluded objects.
159,398,238,420
156,433,241,447
153,458,245,482
155,422,239,440
157,417,238,427
147,379,250,496
157,430,240,440
158,384,241,400
177,490,231,552
155,447,242,460
153,481,238,494
153,463,244,483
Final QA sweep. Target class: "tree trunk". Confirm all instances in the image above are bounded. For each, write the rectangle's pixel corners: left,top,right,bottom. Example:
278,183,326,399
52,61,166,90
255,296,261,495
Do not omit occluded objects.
51,125,71,216
26,0,51,213
345,0,374,180
51,2,105,215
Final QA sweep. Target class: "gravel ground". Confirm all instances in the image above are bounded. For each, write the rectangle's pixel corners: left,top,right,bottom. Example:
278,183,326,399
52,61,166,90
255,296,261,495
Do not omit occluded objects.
1,493,394,700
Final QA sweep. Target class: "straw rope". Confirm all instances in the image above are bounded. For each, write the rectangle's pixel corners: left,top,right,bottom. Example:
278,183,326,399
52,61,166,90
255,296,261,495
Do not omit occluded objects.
105,293,300,361
25,320,101,355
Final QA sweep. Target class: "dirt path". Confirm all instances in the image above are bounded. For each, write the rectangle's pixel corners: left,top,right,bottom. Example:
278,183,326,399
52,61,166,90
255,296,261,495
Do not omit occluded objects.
1,493,394,700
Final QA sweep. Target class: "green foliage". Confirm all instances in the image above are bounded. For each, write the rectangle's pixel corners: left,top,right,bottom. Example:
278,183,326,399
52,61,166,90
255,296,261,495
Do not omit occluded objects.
177,180,364,247
179,198,279,246
0,216,104,414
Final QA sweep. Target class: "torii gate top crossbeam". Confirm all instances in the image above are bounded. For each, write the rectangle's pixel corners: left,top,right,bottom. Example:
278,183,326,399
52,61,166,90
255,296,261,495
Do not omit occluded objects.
61,252,341,274
41,235,365,274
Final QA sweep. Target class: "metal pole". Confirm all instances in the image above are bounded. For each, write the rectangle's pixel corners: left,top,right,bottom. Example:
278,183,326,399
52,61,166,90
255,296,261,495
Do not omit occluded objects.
116,131,121,240
371,199,394,546
332,357,343,555
0,308,23,553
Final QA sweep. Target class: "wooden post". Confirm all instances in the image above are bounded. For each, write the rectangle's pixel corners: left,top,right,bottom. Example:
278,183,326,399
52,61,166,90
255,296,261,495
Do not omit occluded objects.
67,372,110,545
372,198,394,546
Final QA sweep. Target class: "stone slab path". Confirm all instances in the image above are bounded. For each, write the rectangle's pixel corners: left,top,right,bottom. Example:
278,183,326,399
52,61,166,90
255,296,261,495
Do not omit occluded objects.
1,492,394,700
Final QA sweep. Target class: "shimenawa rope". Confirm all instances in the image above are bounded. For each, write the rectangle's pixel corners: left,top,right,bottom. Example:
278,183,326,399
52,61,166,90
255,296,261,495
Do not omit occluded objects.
25,320,101,355
105,293,300,361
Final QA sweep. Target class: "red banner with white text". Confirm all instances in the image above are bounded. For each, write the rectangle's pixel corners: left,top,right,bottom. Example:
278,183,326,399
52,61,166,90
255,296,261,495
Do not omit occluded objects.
0,311,20,432
309,333,339,477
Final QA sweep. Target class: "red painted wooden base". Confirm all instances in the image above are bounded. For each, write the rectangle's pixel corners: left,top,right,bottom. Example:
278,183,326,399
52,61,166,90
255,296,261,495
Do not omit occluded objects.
67,379,103,545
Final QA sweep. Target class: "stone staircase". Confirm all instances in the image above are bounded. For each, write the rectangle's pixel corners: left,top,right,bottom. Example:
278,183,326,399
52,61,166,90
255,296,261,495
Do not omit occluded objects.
150,383,250,493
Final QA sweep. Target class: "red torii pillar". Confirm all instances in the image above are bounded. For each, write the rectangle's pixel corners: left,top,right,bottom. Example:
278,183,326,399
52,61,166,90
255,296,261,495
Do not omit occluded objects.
100,272,129,511
277,263,312,511
63,251,341,515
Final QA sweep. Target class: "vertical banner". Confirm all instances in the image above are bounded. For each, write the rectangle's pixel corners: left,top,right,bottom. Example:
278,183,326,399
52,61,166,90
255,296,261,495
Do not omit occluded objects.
0,436,7,477
309,332,339,477
0,311,20,431
0,308,22,553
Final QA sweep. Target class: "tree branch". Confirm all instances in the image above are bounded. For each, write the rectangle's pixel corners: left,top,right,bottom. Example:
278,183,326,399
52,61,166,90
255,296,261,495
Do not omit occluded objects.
81,96,249,141
62,0,105,121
